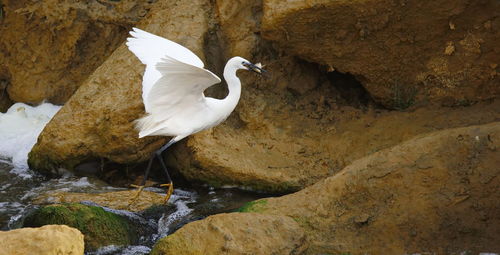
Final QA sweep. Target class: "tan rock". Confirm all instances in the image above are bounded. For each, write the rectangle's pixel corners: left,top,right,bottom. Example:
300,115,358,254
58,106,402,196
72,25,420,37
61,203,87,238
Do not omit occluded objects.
151,213,307,255
262,0,500,108
28,0,212,174
27,0,500,197
0,225,84,255
171,0,499,192
0,0,154,104
163,122,500,255
171,99,499,192
247,122,500,254
33,190,165,212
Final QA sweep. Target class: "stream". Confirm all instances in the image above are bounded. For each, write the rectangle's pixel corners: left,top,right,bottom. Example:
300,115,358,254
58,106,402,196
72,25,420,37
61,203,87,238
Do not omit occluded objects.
0,159,267,254
0,102,268,254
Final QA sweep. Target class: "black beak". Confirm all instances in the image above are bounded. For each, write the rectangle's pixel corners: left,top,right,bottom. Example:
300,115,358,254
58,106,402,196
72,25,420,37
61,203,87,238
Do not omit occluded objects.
243,62,267,75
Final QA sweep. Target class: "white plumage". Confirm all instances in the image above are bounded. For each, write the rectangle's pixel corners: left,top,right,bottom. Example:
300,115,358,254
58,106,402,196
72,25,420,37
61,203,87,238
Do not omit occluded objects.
126,27,264,143
125,27,265,203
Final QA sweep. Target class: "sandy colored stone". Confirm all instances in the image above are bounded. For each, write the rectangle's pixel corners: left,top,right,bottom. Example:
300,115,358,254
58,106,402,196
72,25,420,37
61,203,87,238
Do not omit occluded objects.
0,0,154,104
243,122,500,254
0,225,84,255
33,190,165,212
262,0,500,108
28,0,212,174
163,122,500,254
151,213,307,255
170,0,499,192
171,99,499,192
27,0,500,196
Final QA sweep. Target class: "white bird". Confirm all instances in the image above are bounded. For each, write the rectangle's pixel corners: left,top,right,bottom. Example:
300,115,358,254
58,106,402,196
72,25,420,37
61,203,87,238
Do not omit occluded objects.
126,28,265,202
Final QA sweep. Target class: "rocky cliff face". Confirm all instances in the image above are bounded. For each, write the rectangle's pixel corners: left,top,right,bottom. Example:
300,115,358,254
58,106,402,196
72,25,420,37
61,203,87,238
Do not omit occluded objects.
262,0,500,108
0,0,155,104
4,0,499,253
27,0,500,194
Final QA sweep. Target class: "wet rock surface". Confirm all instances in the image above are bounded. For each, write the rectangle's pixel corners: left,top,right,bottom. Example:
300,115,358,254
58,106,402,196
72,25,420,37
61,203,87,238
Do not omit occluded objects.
23,203,137,251
33,190,166,212
0,224,84,255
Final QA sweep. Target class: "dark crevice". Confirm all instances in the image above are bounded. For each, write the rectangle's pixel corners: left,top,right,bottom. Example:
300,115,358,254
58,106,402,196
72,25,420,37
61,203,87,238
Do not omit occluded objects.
326,70,378,109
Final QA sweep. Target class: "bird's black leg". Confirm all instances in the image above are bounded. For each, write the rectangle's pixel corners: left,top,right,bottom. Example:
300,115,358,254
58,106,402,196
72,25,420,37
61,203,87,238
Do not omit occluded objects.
129,139,177,205
129,156,154,206
155,139,176,202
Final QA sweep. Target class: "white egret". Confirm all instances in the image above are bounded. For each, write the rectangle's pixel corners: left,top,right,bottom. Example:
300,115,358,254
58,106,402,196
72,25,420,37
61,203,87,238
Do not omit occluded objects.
126,28,265,202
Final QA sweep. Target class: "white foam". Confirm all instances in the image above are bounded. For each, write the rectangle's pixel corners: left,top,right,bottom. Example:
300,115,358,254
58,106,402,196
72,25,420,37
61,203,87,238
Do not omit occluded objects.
157,189,197,237
0,102,61,175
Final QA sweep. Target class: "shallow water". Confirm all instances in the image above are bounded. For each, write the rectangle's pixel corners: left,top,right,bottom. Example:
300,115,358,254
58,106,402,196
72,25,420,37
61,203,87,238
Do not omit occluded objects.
0,160,268,254
0,102,269,254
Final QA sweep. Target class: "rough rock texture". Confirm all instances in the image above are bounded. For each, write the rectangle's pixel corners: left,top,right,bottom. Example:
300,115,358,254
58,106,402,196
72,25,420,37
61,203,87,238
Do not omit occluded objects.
151,213,307,255
233,122,500,254
160,122,500,254
171,0,500,192
262,0,500,108
33,190,165,212
171,99,499,192
28,0,212,174
0,0,155,104
0,225,84,255
23,203,136,251
29,0,500,194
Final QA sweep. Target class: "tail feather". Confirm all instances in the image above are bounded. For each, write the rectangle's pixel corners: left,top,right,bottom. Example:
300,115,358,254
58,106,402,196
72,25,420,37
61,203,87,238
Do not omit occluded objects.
135,114,161,138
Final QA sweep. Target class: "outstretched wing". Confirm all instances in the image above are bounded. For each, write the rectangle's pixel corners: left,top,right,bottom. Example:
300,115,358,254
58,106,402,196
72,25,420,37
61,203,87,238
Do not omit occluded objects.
126,27,204,67
126,27,208,111
147,56,221,123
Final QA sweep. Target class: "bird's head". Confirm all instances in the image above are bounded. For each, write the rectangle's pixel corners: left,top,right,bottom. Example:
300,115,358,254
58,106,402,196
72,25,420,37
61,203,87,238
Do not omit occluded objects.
230,57,267,75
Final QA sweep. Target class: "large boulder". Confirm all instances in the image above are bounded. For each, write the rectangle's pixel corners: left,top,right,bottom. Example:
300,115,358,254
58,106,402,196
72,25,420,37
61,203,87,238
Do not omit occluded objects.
262,0,500,108
33,190,166,212
171,98,499,192
23,203,137,251
28,0,212,174
0,225,84,255
170,0,500,192
160,122,500,254
28,0,500,195
0,0,154,104
151,213,307,255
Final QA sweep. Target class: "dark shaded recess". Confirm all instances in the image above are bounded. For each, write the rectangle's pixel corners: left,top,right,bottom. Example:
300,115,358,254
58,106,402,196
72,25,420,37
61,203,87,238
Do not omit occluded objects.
71,150,188,189
0,78,13,112
327,71,376,109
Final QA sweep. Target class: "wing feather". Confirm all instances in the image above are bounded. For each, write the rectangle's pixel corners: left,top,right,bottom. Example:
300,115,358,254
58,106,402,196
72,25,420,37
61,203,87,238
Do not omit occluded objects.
146,56,221,123
126,27,204,67
126,28,207,112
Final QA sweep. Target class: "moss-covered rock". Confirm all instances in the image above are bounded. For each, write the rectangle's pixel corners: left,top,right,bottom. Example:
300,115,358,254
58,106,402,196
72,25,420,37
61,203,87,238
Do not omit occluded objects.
23,203,136,251
236,199,268,213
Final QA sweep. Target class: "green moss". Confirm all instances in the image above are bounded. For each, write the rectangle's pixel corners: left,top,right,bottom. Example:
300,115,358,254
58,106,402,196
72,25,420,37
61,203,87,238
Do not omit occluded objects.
236,199,268,213
23,203,136,251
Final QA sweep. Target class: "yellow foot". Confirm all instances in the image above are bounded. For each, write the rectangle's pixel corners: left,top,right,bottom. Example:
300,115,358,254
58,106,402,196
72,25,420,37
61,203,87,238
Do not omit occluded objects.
159,182,174,203
128,184,145,206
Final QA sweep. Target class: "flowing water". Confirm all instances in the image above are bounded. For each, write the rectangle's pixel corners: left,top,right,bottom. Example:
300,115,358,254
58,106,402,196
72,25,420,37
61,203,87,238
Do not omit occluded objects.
0,103,268,254
0,159,267,254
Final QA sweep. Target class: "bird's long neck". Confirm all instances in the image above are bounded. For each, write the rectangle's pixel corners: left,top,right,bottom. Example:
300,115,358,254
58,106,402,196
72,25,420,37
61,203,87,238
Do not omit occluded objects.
221,65,242,113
